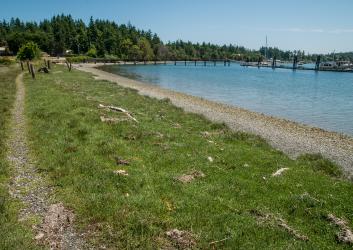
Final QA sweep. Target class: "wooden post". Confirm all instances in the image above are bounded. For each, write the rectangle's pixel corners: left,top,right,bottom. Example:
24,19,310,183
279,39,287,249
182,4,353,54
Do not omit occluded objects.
293,55,298,70
228,60,230,66
272,56,276,69
30,64,35,79
26,61,31,73
20,61,24,71
185,60,187,66
214,60,216,66
224,60,226,66
65,60,72,71
315,55,321,71
195,60,197,66
204,61,206,67
174,61,176,66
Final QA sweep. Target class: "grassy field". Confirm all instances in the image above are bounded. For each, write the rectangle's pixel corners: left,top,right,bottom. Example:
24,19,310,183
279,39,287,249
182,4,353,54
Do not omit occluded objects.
22,64,353,249
0,66,39,249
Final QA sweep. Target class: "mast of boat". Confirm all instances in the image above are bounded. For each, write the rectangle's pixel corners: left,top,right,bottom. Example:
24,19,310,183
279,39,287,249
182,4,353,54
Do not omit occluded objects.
265,35,268,60
332,50,335,62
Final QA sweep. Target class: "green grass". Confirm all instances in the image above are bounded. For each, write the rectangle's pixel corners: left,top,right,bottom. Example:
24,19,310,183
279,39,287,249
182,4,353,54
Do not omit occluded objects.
0,66,39,249
24,64,353,249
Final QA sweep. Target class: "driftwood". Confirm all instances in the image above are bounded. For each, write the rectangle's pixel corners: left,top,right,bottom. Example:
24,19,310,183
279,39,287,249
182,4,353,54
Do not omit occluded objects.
38,67,50,73
272,168,289,177
252,210,308,241
65,60,72,71
328,214,353,244
98,104,138,123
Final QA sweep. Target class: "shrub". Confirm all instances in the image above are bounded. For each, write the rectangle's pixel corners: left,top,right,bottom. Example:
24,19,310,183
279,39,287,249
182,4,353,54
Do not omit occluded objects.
86,46,97,58
299,153,342,177
16,42,40,61
0,57,12,65
67,55,92,63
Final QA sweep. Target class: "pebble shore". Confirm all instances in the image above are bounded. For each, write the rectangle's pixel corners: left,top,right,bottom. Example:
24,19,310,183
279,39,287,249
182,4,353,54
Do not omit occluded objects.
77,63,353,177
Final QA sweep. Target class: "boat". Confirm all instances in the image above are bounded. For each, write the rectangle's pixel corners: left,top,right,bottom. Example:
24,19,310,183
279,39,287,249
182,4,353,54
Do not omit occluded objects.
320,61,353,71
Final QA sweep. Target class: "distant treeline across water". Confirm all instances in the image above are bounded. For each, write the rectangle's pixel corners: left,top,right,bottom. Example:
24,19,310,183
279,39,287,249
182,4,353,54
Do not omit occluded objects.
1,14,353,62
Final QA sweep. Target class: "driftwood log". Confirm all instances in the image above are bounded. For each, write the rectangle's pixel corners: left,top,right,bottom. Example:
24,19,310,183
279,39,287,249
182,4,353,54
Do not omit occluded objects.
65,60,72,71
98,104,138,123
38,67,50,73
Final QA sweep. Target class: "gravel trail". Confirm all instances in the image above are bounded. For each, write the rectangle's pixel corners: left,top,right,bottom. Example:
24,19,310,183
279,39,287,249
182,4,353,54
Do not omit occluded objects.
7,73,86,249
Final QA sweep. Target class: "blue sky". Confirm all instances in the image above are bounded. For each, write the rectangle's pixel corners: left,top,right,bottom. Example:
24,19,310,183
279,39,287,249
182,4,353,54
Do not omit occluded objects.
2,0,353,53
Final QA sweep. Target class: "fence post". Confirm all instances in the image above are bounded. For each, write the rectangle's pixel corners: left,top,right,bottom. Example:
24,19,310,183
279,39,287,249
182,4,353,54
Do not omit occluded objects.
30,64,35,79
26,61,31,73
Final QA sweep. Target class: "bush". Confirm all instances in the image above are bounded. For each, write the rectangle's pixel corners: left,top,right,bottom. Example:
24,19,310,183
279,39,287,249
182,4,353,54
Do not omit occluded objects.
299,153,342,177
16,42,40,61
104,54,120,60
0,57,12,65
86,46,97,58
67,55,92,63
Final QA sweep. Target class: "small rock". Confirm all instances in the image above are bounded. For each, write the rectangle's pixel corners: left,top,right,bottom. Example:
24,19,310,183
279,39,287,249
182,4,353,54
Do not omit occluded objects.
201,131,210,137
35,232,45,240
177,170,205,183
207,156,214,162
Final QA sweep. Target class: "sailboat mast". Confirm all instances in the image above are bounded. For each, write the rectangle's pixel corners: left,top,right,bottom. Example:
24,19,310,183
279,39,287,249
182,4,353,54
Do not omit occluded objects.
265,35,268,60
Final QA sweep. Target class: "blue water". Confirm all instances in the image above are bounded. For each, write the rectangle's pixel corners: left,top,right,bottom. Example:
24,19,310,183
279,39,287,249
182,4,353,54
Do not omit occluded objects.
102,63,353,136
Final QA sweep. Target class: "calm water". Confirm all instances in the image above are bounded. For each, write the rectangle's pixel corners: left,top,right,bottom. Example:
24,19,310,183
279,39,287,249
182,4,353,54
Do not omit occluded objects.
102,63,353,136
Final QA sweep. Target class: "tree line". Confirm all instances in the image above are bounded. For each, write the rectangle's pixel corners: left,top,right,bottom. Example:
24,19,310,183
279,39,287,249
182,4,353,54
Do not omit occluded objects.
0,14,352,62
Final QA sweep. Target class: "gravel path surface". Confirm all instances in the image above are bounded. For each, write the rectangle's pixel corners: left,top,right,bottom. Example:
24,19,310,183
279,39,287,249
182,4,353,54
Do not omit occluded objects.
77,64,353,177
7,73,86,249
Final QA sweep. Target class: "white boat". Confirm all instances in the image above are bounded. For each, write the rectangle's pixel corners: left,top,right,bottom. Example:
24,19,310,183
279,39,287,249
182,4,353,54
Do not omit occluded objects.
319,61,353,71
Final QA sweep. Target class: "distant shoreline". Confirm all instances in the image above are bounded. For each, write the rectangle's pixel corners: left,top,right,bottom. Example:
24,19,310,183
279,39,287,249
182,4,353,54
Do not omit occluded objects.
76,63,353,176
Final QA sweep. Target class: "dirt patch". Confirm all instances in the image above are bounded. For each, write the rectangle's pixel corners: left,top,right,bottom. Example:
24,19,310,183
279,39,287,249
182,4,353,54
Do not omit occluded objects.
115,156,130,166
328,214,353,244
36,203,82,249
252,210,308,241
166,229,196,249
176,170,205,183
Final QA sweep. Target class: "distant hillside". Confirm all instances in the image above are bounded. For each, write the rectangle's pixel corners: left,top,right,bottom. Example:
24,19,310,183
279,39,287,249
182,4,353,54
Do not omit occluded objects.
0,14,352,62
